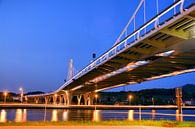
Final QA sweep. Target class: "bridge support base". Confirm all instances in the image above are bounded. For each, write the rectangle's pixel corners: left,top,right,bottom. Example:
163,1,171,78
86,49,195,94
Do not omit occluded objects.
53,95,57,105
44,97,49,104
66,91,72,105
59,95,63,105
63,94,67,105
84,93,89,105
34,98,39,104
77,95,82,105
89,92,95,105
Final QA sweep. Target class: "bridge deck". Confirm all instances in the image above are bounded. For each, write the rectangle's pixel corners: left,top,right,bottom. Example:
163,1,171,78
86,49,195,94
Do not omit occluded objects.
67,4,195,94
27,2,195,98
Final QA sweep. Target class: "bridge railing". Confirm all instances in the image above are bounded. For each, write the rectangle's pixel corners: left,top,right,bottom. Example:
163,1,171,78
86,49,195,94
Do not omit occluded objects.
55,0,194,93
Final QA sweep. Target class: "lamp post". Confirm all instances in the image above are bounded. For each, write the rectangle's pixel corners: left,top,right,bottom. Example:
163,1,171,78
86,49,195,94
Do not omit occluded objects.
152,97,155,105
19,88,24,103
4,91,8,103
95,94,98,105
128,95,133,105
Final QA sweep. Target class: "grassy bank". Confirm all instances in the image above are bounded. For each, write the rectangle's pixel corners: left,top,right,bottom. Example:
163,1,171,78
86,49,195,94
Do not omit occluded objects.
0,120,195,127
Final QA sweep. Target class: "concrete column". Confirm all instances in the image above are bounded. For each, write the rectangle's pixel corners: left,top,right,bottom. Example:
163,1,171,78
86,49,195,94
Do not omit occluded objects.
53,95,57,105
176,88,183,122
63,94,67,105
66,91,72,105
83,93,89,105
47,96,51,104
59,95,63,105
34,98,39,104
89,92,95,105
77,95,82,105
45,97,49,104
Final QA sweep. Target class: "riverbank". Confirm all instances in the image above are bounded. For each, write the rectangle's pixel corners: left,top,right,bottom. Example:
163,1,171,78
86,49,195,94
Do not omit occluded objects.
1,126,195,129
1,120,195,127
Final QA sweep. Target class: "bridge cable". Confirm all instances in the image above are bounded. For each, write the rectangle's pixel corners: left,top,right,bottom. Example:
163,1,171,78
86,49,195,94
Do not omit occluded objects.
144,0,146,33
156,0,159,25
113,0,145,46
134,17,136,40
174,0,176,15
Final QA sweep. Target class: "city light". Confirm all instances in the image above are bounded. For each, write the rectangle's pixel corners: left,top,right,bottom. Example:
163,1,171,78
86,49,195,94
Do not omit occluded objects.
19,88,23,91
19,88,24,103
3,91,8,103
152,97,155,105
95,94,98,99
54,94,57,97
128,95,133,105
94,94,98,110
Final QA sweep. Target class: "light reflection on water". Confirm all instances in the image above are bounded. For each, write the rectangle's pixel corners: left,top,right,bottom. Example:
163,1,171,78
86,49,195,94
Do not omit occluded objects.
92,110,101,122
0,109,194,123
176,109,183,122
62,110,68,121
0,109,7,122
152,109,156,120
51,110,58,122
15,109,27,122
128,110,134,121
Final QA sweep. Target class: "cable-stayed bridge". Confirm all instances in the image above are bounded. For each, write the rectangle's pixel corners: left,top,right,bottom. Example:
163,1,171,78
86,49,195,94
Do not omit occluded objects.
27,0,195,105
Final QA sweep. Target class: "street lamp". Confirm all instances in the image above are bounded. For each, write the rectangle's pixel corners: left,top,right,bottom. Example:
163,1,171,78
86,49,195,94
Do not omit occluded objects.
95,94,98,104
54,94,57,97
19,88,24,103
4,91,8,103
152,97,155,105
128,95,133,105
95,94,98,110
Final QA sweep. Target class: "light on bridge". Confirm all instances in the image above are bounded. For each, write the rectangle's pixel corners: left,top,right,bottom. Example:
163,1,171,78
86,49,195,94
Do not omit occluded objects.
54,94,57,97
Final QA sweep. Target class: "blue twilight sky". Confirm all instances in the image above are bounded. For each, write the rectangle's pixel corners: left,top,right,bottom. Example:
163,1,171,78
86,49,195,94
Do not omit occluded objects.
0,0,194,93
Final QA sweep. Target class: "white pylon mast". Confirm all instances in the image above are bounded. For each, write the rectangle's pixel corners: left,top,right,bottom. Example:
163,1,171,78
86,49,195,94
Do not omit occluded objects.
67,58,73,80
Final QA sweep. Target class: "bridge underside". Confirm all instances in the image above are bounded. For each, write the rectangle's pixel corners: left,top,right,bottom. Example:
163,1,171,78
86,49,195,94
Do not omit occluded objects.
27,4,195,106
64,6,195,94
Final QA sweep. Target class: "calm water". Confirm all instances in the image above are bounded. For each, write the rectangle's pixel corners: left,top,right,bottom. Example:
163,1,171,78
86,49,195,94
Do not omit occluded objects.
0,109,195,122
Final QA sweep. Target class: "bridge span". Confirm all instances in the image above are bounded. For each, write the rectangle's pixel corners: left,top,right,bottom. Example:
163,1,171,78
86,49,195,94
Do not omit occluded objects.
27,0,195,106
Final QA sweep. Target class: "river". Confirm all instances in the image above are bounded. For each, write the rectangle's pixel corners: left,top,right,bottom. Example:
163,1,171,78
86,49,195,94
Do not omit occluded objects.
0,109,195,122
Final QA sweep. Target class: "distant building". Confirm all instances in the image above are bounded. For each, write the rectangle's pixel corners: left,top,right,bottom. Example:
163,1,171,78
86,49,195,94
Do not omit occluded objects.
13,97,20,101
184,100,192,105
183,98,195,105
191,98,195,105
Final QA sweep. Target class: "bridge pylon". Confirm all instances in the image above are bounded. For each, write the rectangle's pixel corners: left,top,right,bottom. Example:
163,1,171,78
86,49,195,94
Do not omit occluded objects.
67,59,73,81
